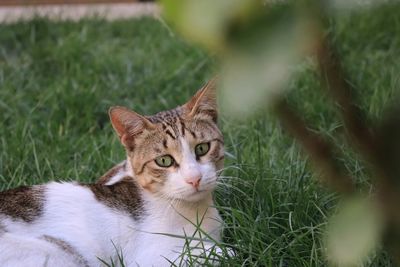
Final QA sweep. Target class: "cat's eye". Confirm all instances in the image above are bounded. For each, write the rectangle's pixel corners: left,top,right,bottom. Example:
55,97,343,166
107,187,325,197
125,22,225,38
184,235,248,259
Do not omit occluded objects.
195,143,210,157
155,155,174,167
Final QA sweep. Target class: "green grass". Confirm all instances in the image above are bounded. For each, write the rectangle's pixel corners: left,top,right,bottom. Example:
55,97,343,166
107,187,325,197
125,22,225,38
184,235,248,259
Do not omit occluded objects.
1,3,400,266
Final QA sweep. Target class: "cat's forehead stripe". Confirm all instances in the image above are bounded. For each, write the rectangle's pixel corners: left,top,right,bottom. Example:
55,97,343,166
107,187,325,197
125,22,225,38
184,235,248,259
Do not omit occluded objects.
162,139,168,149
180,121,186,136
147,106,219,142
165,129,176,140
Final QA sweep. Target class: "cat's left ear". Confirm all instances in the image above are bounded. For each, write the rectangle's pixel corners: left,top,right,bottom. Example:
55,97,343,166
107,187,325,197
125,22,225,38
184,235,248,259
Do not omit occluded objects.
183,77,218,122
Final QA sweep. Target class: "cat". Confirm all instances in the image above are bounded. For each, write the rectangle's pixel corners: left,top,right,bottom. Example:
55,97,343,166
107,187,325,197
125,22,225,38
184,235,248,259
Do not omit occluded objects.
0,79,225,267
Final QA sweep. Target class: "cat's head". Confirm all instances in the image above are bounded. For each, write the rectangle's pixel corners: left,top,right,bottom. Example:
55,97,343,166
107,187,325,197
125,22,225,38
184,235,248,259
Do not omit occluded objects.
109,79,223,202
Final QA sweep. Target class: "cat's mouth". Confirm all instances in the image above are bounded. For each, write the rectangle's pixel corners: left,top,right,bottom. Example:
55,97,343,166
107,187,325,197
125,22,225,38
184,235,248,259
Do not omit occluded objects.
184,187,213,201
167,188,212,202
193,189,207,195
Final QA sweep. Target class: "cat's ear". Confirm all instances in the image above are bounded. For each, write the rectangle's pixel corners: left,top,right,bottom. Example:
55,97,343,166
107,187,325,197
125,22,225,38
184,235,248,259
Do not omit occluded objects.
184,77,218,122
109,106,154,147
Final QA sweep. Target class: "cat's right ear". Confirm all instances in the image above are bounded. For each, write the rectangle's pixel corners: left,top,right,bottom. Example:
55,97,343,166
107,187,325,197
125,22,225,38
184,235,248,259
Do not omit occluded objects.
109,106,154,148
183,77,218,122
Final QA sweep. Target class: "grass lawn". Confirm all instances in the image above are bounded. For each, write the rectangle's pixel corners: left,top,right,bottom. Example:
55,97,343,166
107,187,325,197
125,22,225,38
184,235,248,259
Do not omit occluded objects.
1,3,400,266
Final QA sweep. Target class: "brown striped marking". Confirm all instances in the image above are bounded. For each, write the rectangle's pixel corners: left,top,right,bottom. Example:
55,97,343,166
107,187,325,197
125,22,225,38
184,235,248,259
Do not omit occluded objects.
162,139,168,149
41,235,90,267
0,185,44,222
88,177,143,220
165,129,176,140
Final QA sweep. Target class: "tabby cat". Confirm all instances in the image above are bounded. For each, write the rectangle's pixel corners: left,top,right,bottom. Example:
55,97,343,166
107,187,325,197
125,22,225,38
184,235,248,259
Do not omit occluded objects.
0,79,224,266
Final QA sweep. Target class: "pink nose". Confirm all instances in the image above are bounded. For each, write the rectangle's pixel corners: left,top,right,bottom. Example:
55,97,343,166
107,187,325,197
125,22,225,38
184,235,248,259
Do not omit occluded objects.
185,175,201,189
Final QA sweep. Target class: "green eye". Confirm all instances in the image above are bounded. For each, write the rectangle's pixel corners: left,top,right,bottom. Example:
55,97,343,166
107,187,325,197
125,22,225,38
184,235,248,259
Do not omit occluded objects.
155,155,174,167
195,143,210,157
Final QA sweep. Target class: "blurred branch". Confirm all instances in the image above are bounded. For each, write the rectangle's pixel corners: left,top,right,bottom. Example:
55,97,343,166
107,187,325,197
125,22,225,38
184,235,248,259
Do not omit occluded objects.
316,28,400,263
273,98,355,195
316,38,378,158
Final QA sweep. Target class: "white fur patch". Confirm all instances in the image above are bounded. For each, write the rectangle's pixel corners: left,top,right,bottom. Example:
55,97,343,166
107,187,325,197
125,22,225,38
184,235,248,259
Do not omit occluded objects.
0,177,222,266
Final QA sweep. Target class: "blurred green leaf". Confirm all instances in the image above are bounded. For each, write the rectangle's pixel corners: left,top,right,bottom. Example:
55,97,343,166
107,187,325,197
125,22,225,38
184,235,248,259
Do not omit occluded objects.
219,46,294,117
325,197,384,266
161,0,256,51
219,6,319,117
161,1,319,117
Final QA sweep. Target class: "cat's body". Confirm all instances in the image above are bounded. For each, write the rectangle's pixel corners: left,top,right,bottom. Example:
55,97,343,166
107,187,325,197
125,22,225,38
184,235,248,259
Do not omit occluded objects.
0,80,224,266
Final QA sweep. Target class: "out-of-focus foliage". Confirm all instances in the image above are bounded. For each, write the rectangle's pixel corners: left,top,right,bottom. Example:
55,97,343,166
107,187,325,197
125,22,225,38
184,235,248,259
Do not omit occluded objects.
162,0,254,52
161,0,400,265
162,0,318,117
325,197,384,266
